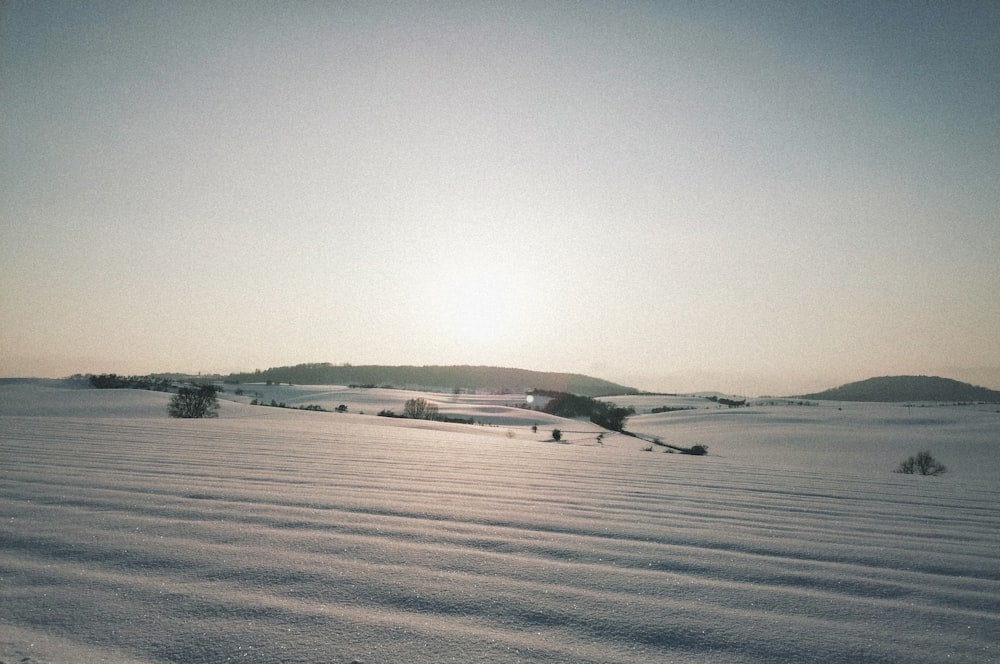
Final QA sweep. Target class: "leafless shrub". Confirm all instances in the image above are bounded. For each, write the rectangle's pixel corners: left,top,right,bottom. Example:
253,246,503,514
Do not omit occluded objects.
168,385,220,419
895,451,946,476
403,397,438,420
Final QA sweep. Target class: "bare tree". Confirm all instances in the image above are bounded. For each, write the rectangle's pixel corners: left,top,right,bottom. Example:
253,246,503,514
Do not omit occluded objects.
895,451,946,476
168,385,220,418
402,397,438,420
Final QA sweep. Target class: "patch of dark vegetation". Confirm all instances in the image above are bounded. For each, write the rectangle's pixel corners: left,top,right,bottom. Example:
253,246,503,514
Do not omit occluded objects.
249,400,345,413
894,451,946,476
437,415,476,425
647,437,709,456
86,373,173,391
538,392,634,432
650,405,696,413
707,395,747,408
168,385,220,419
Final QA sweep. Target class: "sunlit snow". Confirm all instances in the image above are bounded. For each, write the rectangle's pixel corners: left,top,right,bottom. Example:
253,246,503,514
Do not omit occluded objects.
2,380,998,663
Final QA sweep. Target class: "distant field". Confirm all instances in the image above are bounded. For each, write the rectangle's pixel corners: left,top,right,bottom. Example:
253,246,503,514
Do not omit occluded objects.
2,382,998,663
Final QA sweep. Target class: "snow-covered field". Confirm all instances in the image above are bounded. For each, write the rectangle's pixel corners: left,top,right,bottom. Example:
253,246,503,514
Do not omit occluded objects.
2,380,998,663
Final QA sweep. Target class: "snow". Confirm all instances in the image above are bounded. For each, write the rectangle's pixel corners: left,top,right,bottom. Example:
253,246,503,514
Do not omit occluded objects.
2,380,998,663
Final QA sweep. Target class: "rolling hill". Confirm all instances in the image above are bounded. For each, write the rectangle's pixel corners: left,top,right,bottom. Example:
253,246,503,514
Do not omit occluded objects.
799,375,1000,402
222,363,638,398
3,379,998,663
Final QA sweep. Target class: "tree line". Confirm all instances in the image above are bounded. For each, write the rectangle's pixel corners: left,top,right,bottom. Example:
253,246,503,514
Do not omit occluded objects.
536,391,635,432
87,373,173,391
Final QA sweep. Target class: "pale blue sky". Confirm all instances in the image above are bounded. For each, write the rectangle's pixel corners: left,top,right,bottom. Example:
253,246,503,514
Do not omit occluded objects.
2,2,998,395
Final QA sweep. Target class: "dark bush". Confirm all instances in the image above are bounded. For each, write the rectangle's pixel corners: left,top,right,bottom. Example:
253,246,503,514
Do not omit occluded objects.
168,385,220,419
895,451,946,476
552,428,562,441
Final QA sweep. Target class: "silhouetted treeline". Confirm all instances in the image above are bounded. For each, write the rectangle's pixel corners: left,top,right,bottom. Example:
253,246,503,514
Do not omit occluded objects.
249,399,339,412
707,396,747,408
541,392,635,432
87,374,173,391
223,363,638,397
650,405,696,413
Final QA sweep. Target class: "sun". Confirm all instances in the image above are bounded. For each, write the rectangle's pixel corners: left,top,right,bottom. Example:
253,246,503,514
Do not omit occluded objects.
441,273,518,345
424,248,544,351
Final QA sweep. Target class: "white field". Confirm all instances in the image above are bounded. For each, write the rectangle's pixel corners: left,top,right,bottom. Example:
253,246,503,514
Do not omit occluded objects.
1,381,998,663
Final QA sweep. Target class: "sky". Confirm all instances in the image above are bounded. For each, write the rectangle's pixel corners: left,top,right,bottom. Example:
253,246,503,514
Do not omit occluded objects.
2,1,999,396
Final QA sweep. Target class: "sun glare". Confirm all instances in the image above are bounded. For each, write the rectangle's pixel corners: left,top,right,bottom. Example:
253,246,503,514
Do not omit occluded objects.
424,250,539,350
442,275,518,345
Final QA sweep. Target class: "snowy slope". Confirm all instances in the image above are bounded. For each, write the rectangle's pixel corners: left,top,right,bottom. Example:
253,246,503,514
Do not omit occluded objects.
2,382,998,663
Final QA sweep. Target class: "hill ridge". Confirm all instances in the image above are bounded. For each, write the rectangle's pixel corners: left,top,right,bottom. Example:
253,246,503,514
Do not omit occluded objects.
220,363,638,398
799,375,1000,402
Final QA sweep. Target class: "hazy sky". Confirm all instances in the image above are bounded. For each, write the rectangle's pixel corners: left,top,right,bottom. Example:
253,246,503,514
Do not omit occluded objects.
3,2,999,395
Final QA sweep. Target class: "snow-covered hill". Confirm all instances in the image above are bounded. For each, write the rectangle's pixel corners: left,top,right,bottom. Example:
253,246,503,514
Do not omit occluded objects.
2,381,997,663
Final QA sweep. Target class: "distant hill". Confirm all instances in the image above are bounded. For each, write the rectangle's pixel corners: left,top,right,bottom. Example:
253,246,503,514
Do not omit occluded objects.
221,363,638,398
799,375,1000,402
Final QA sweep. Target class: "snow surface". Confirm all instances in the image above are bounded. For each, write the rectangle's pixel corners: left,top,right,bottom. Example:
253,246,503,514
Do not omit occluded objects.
2,381,998,663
